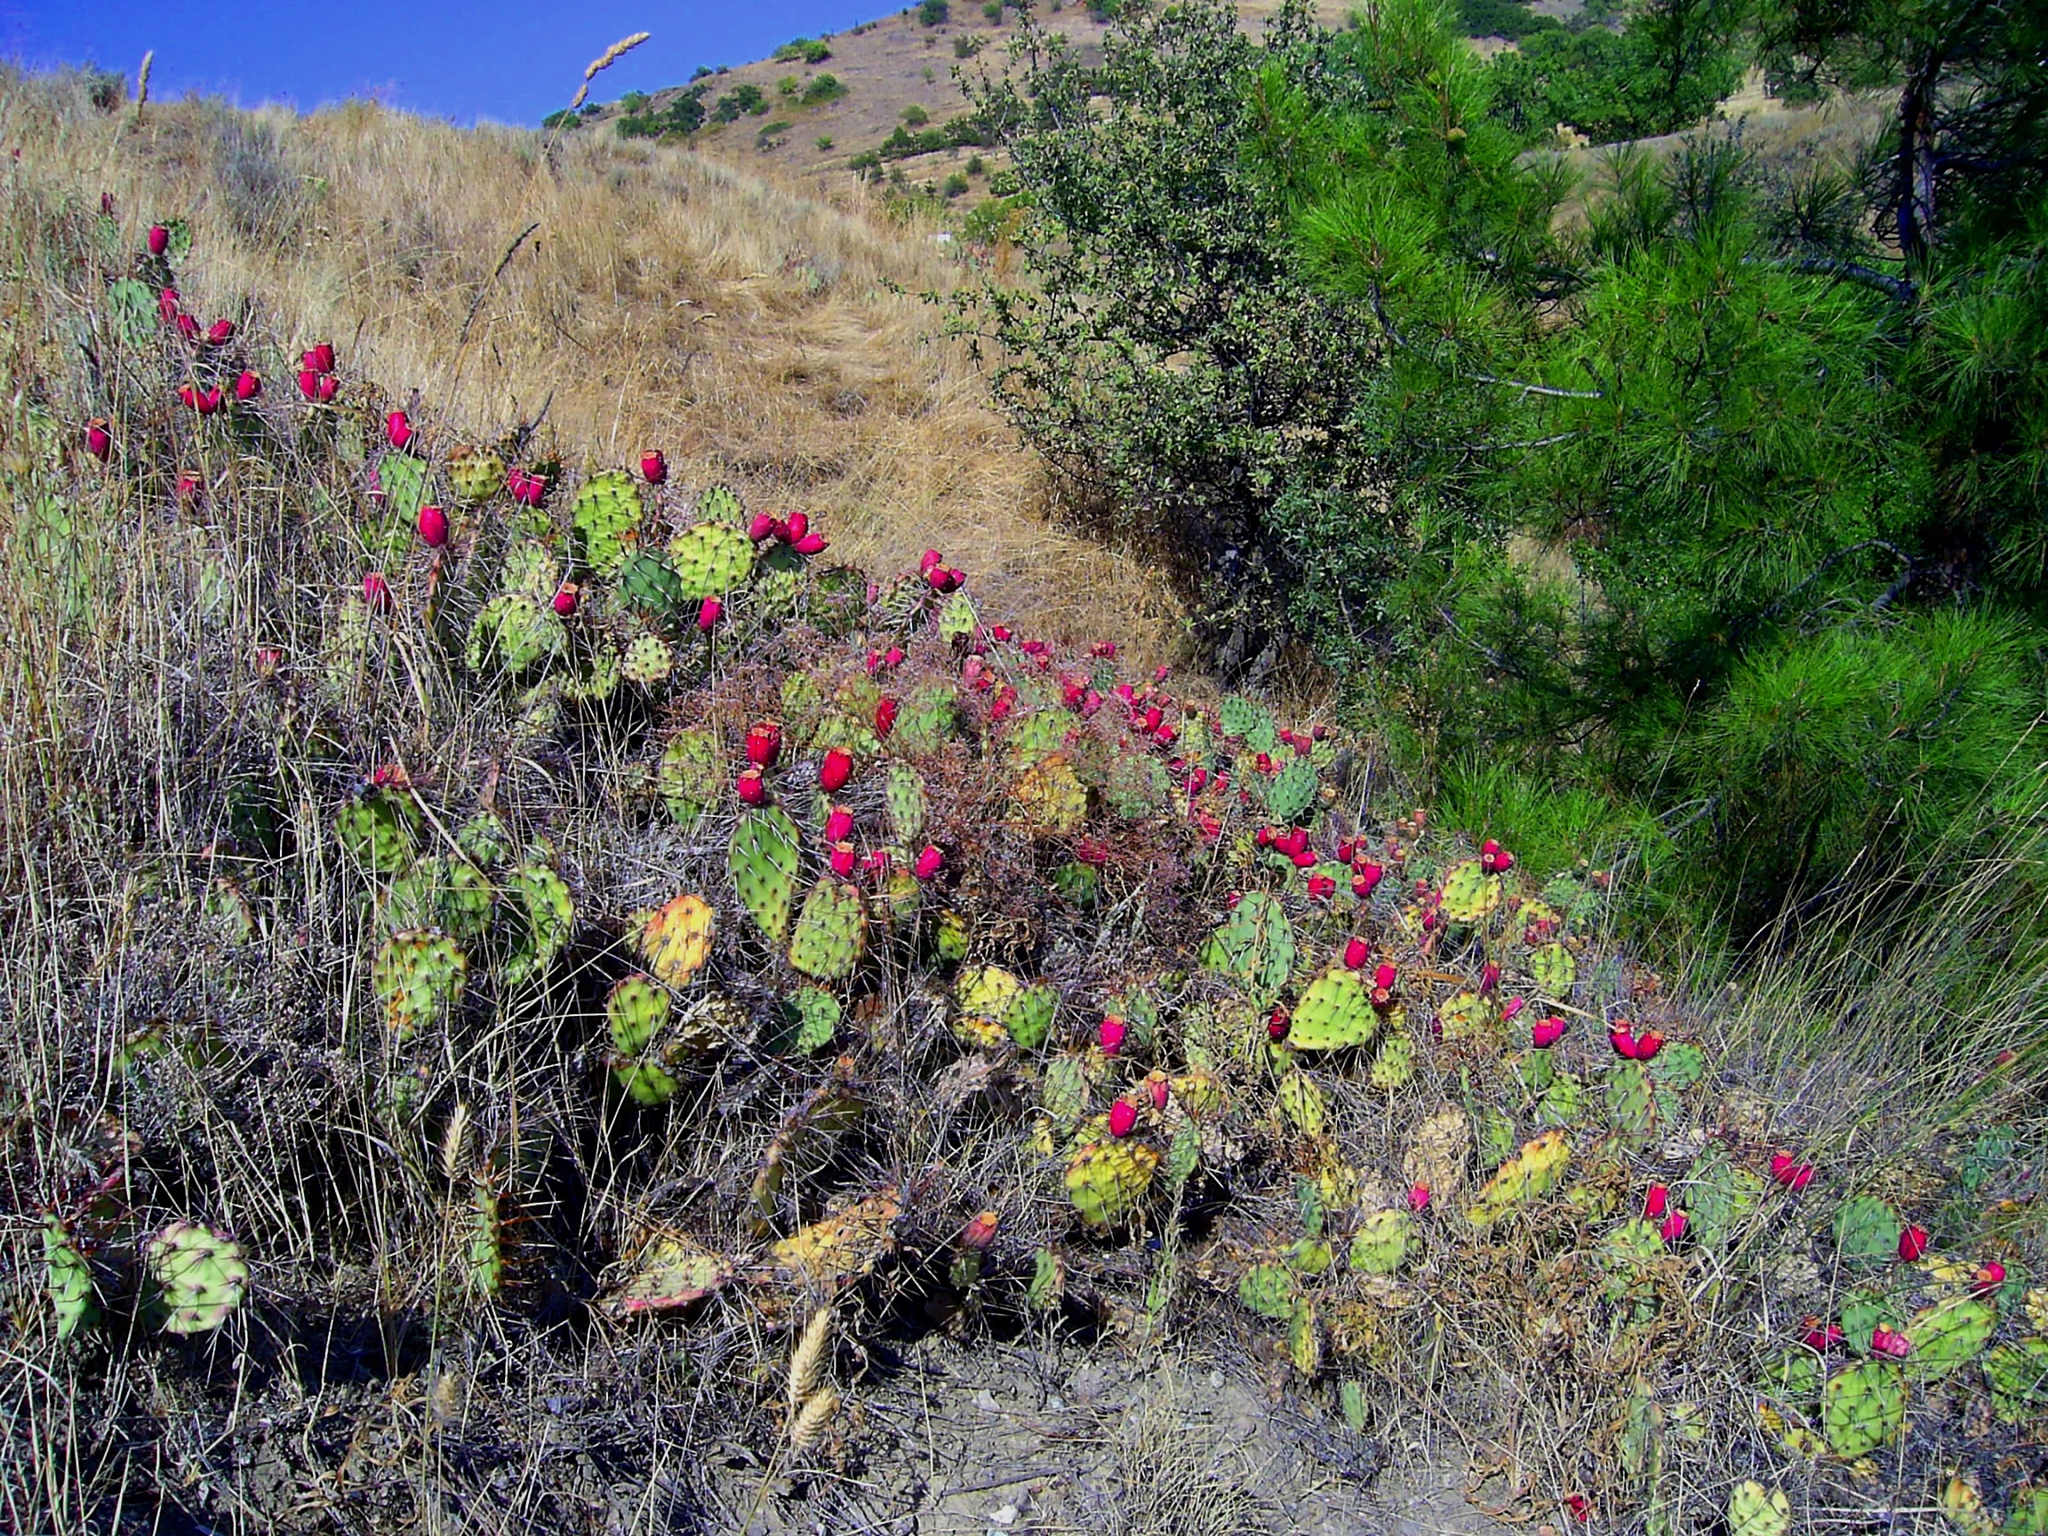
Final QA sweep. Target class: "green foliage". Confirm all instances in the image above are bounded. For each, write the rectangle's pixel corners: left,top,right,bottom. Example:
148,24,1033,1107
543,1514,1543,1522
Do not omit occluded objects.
617,87,708,139
800,74,847,106
1456,0,1558,41
774,37,833,64
919,0,952,24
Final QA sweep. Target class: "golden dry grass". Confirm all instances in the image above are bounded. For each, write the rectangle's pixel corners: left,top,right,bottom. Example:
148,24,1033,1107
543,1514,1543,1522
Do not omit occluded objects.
0,70,1181,664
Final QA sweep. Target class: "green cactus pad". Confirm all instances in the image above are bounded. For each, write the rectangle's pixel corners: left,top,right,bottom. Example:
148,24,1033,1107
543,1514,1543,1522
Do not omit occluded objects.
786,986,842,1053
447,445,506,505
373,930,467,1038
337,788,419,875
936,589,977,641
1002,709,1072,772
607,975,670,1056
1820,1359,1906,1457
44,1216,97,1339
146,1221,249,1334
383,856,495,941
1288,969,1380,1051
466,1176,506,1295
1349,1208,1412,1275
1369,1030,1416,1089
1834,1195,1904,1264
616,550,689,621
1263,756,1317,823
1013,754,1088,835
1199,891,1295,996
1906,1295,1997,1381
892,679,959,756
1984,1338,2048,1423
731,806,802,945
570,470,643,576
1467,1130,1570,1227
1728,1483,1790,1536
1529,941,1576,995
696,484,747,526
505,858,574,988
1002,982,1059,1051
1678,1144,1763,1251
612,1057,682,1106
789,879,867,981
668,521,755,599
885,763,928,844
659,727,724,828
1218,695,1277,753
1605,1060,1656,1150
378,451,430,523
1040,1053,1093,1133
1650,1041,1707,1091
1439,858,1503,924
1238,1261,1302,1320
1052,861,1101,908
467,593,565,676
621,632,675,686
1065,1138,1160,1227
1276,1069,1327,1135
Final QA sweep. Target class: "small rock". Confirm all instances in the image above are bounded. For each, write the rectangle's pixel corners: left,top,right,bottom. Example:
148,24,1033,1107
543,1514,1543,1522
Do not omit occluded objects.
974,1389,1001,1413
989,1505,1019,1527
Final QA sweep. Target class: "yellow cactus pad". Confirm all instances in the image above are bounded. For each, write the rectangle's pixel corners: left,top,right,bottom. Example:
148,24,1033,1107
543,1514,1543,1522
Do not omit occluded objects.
636,892,715,988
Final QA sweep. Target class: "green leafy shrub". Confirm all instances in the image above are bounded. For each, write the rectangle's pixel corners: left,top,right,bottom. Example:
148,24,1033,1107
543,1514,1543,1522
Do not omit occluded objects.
919,0,952,24
773,37,833,63
800,73,847,106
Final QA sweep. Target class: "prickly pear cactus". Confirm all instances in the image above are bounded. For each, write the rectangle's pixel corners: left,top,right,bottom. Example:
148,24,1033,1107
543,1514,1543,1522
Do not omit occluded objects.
1287,969,1380,1051
621,632,674,687
1906,1296,1997,1381
1263,757,1317,823
45,1216,96,1338
1466,1130,1569,1227
668,521,755,599
504,856,574,988
1605,1060,1656,1150
1529,941,1575,996
1985,1338,2048,1423
731,806,802,944
789,879,866,981
1238,1261,1302,1320
1835,1195,1903,1263
616,550,688,621
378,450,430,524
1013,755,1088,836
1200,891,1295,996
891,679,958,756
373,930,467,1037
447,445,507,505
337,787,419,874
635,892,716,988
1821,1359,1906,1457
1728,1481,1790,1536
467,592,564,675
1218,695,1277,752
1650,1040,1707,1090
1040,1052,1093,1134
466,1175,507,1296
607,975,670,1056
936,589,977,642
787,985,841,1053
1369,1030,1415,1089
1002,982,1059,1051
146,1221,249,1334
1065,1137,1161,1228
1276,1069,1327,1135
1439,858,1503,923
885,763,928,844
659,728,723,827
1349,1208,1412,1275
570,470,643,576
955,965,1021,1048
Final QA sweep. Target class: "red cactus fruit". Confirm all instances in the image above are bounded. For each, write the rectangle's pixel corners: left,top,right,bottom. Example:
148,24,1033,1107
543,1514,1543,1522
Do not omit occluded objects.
1373,963,1398,993
1531,1015,1567,1049
748,513,778,542
1898,1225,1929,1262
158,286,181,321
362,571,393,614
793,532,828,556
1408,1183,1431,1212
1343,937,1369,970
206,318,235,346
1148,1075,1170,1111
1801,1318,1844,1352
417,505,449,548
552,586,578,616
1974,1260,2007,1296
745,721,782,769
1099,1015,1127,1056
1659,1211,1688,1245
195,387,223,415
386,410,412,449
1306,874,1336,899
875,697,898,737
825,806,855,843
1108,1099,1138,1139
786,512,809,542
176,473,201,501
828,841,857,878
1291,848,1318,870
1632,1029,1664,1061
960,1210,1000,1252
819,748,853,793
86,420,111,461
1870,1326,1912,1359
1643,1185,1669,1220
914,844,944,881
640,449,667,484
297,368,322,400
175,312,200,341
306,342,336,373
316,374,338,403
233,370,261,401
1609,1024,1638,1059
920,547,944,574
1266,1006,1289,1042
736,768,768,806
1479,961,1501,996
697,596,722,630
147,224,169,256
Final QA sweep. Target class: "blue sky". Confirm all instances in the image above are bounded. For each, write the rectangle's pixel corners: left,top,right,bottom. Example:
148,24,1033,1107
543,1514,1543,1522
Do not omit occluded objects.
3,2,881,126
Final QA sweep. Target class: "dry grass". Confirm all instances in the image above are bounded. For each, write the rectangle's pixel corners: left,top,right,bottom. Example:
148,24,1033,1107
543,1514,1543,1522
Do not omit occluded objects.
0,68,1181,666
